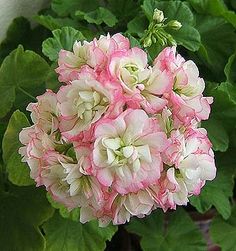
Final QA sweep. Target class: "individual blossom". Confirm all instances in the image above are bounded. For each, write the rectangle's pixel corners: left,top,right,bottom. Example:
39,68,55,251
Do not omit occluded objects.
57,78,120,140
26,90,60,134
155,47,213,122
94,33,130,56
39,147,105,210
108,47,150,94
19,126,58,180
56,40,104,83
109,47,173,113
154,46,185,73
80,188,155,226
157,127,216,209
92,109,168,195
56,33,130,83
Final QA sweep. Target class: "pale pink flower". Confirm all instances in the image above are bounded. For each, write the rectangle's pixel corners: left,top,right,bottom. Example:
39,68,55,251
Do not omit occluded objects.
80,189,155,226
56,40,105,83
26,90,59,134
94,33,130,56
40,149,105,209
154,46,185,72
162,127,216,201
92,109,168,194
57,79,115,140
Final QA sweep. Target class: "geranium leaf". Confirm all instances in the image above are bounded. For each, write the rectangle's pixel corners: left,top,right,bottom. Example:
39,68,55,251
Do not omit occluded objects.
224,52,236,84
126,209,206,251
202,118,229,152
190,164,235,219
2,110,33,186
51,0,100,17
43,212,117,251
210,206,236,251
0,45,50,118
195,15,236,80
188,0,236,28
42,27,85,61
0,186,54,251
75,7,118,27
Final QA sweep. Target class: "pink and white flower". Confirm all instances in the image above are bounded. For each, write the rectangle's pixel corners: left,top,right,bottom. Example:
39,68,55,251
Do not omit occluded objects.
57,79,113,140
92,109,168,194
27,90,59,134
19,34,216,226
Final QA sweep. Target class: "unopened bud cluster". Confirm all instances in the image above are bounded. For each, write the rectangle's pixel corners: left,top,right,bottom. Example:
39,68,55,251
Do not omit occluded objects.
142,8,182,48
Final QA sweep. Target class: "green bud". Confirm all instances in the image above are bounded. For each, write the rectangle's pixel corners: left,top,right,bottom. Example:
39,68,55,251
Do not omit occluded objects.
168,20,182,30
153,8,164,23
143,36,152,47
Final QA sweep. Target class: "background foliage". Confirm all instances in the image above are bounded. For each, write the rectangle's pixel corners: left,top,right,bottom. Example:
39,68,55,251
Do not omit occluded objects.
0,0,236,250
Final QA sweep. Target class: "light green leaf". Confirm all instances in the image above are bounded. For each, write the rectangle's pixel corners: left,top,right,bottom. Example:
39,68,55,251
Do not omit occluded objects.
195,15,236,79
224,52,236,84
42,27,85,61
202,118,229,152
2,110,33,186
51,0,100,17
142,0,201,51
75,7,118,27
210,206,236,251
190,165,234,219
0,186,54,251
0,45,50,118
43,212,117,251
126,209,206,251
188,0,236,28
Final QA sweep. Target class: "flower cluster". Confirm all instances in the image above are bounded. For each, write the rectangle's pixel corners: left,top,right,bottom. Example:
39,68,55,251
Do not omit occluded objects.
19,33,216,226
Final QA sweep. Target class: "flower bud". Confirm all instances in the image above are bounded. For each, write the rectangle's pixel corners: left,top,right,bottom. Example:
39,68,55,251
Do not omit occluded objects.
168,20,182,30
153,8,164,23
143,36,152,47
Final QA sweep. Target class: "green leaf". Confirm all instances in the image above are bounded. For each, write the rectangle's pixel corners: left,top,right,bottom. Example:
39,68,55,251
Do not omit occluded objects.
42,27,85,61
195,15,236,80
0,17,50,65
142,0,201,51
107,0,140,24
2,110,33,186
210,82,236,123
210,206,236,251
34,15,79,31
190,165,235,219
45,65,61,92
224,52,236,83
126,209,206,251
126,34,142,48
0,45,50,118
188,0,236,28
0,186,54,251
47,193,80,221
0,17,31,64
51,0,100,17
202,118,229,152
127,15,148,37
76,7,118,27
43,211,117,251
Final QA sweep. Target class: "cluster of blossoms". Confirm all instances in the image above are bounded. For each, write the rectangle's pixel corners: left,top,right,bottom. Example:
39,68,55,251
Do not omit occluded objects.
19,33,216,226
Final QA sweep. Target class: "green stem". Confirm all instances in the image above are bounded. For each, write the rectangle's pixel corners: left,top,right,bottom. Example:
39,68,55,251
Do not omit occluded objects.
18,86,37,101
